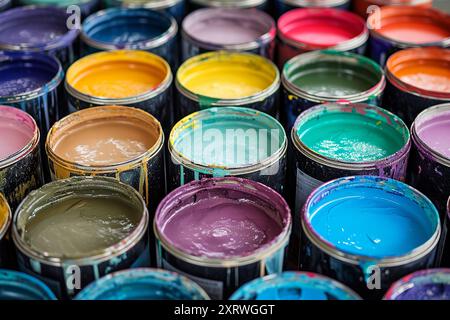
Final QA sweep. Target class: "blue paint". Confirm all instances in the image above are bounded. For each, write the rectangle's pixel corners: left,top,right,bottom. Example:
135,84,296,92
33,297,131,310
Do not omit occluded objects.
230,272,361,300
306,176,439,258
0,269,56,300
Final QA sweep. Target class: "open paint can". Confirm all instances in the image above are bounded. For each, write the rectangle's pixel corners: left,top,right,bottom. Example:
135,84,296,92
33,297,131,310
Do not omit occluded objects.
168,107,287,194
230,271,361,300
154,177,291,299
353,0,432,18
275,0,350,17
301,175,441,299
17,0,100,18
0,193,12,268
76,268,210,300
181,8,275,61
0,269,56,300
12,176,150,299
175,51,279,121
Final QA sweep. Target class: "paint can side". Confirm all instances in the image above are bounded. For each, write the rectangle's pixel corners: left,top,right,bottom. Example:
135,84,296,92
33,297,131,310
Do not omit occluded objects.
17,0,101,18
442,199,450,267
275,0,350,18
0,0,10,12
0,269,56,300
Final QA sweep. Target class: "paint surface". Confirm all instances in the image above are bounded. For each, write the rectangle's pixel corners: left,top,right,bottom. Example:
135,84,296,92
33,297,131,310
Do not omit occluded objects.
379,21,450,44
0,107,35,160
0,270,55,300
389,271,450,300
66,51,168,98
416,107,450,158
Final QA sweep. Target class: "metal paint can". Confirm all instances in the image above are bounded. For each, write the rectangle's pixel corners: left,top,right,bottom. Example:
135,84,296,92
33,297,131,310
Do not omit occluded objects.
175,51,279,122
383,47,450,126
0,106,43,212
281,50,385,130
181,8,275,62
168,107,287,194
353,0,432,18
367,6,450,66
188,0,268,13
16,0,100,18
76,268,210,299
0,0,10,12
0,193,12,268
275,0,350,18
301,175,441,299
65,50,173,129
0,6,79,69
81,8,178,70
0,269,56,300
384,269,450,300
12,176,150,299
230,271,361,300
154,177,291,299
443,198,450,267
277,8,368,68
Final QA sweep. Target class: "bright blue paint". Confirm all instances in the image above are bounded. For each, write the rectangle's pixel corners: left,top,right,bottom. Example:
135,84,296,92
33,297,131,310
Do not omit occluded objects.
0,269,56,300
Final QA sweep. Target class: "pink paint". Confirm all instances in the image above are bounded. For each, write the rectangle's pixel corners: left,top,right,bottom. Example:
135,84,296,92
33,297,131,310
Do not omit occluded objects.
416,105,450,158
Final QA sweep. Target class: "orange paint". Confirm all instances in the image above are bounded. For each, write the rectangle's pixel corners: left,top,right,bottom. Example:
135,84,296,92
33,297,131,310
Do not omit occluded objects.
353,0,432,18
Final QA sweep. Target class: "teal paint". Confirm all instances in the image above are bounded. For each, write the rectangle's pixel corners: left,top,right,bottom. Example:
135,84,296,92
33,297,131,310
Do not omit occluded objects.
0,269,56,300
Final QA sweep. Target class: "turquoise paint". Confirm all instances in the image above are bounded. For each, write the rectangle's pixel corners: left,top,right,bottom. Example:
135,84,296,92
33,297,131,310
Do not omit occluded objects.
0,269,56,300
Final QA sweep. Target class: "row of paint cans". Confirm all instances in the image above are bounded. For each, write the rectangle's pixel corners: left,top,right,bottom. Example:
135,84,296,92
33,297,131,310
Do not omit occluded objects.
0,6,79,70
154,177,291,299
0,269,56,300
281,50,385,130
0,194,12,268
81,8,179,70
300,175,441,299
16,0,100,18
181,8,276,62
175,51,279,122
277,8,368,67
383,47,450,126
367,6,450,66
274,0,351,17
352,0,432,18
12,176,150,299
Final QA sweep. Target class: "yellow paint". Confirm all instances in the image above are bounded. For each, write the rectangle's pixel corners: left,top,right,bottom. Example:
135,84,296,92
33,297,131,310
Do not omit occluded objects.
0,193,10,234
66,50,170,99
177,52,278,100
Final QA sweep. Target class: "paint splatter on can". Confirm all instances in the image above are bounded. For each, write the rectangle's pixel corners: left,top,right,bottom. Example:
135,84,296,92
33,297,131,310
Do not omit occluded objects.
154,177,291,299
301,175,441,299
367,6,450,66
189,0,268,13
168,107,287,194
0,269,56,300
275,0,350,18
76,268,210,299
0,0,10,12
383,47,450,126
281,50,385,130
181,8,275,62
0,106,43,212
353,0,432,18
81,8,178,70
175,51,279,122
230,271,361,300
17,0,101,18
0,193,12,268
12,176,150,299
384,269,450,300
277,8,368,67
65,50,173,129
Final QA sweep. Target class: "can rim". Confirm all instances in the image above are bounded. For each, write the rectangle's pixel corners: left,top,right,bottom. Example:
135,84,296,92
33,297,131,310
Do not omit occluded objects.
190,0,267,8
120,0,184,10
281,0,349,7
0,269,57,300
0,193,11,243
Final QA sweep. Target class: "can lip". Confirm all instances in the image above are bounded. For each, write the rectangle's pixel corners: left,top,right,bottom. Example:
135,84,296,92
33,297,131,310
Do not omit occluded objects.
282,50,385,102
120,0,184,10
154,177,292,268
0,269,57,300
181,8,275,52
190,0,267,8
301,175,441,267
0,193,11,242
12,176,149,267
75,268,211,300
277,8,368,52
363,0,431,4
281,0,350,7
81,8,178,51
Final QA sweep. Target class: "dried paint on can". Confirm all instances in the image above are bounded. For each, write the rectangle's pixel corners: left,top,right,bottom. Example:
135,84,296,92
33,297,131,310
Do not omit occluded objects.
277,8,368,67
301,175,440,299
353,0,432,18
230,271,361,300
17,0,100,18
76,268,210,300
12,176,150,298
383,47,450,126
0,193,12,268
154,177,291,299
0,269,56,300
81,8,178,70
367,6,450,65
175,51,279,121
181,8,275,61
275,0,350,17
281,50,385,130
168,107,287,194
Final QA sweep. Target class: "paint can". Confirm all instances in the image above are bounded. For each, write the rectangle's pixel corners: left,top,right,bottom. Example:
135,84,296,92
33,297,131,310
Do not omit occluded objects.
230,271,361,300
275,0,350,18
353,0,432,18
367,6,450,66
383,47,450,126
16,0,100,18
300,175,441,299
281,50,385,130
0,269,56,300
12,176,150,299
175,51,279,122
0,0,10,12
168,107,287,194
154,177,291,299
0,193,12,268
384,269,450,300
443,198,450,267
76,268,210,299
81,8,178,70
65,50,173,129
181,8,275,62
277,8,368,68
0,6,79,69
188,0,268,13
0,106,43,212
46,105,165,211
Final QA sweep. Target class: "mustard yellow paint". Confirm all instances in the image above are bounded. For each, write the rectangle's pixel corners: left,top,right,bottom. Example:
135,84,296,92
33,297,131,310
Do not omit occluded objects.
0,193,10,234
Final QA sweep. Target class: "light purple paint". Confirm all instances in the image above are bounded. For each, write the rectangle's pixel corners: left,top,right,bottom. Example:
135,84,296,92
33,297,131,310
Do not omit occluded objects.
416,104,450,158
